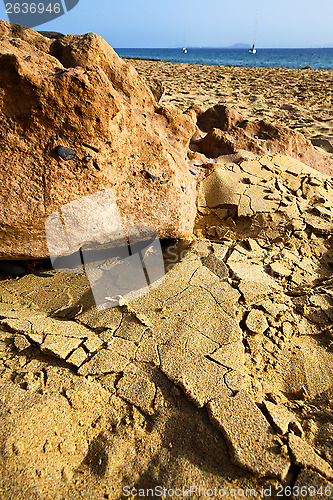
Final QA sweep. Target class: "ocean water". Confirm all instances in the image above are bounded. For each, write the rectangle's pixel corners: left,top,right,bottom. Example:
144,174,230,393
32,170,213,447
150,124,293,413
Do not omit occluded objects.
114,47,333,71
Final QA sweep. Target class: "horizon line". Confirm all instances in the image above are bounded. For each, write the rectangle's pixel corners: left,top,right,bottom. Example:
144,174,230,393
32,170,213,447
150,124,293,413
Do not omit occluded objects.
114,46,333,50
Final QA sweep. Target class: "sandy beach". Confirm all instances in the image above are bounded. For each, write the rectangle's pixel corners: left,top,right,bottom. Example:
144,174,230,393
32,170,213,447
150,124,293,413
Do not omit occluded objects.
126,58,333,153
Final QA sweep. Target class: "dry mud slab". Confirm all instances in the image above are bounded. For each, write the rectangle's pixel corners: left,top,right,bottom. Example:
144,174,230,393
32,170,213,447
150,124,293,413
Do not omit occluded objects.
1,153,333,498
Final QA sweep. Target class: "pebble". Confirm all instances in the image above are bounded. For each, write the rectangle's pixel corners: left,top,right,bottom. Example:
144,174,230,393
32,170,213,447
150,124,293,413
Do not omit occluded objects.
245,309,269,335
145,172,157,182
55,145,76,161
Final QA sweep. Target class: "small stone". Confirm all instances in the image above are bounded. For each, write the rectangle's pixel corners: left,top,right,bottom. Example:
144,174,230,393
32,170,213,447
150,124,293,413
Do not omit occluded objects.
313,205,332,220
55,145,76,161
304,213,333,235
289,219,306,231
145,171,157,182
41,335,82,359
62,465,73,482
201,254,228,279
245,309,269,334
282,322,293,338
224,370,244,392
0,317,32,335
14,334,31,352
135,333,160,365
308,176,322,186
289,420,304,438
84,335,104,353
12,441,25,455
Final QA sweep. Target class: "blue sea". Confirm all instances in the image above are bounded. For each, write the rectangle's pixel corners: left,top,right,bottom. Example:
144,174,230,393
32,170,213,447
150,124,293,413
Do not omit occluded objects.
114,47,333,71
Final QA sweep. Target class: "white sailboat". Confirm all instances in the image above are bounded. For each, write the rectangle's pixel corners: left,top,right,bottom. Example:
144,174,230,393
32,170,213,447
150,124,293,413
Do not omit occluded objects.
249,15,258,54
182,31,188,54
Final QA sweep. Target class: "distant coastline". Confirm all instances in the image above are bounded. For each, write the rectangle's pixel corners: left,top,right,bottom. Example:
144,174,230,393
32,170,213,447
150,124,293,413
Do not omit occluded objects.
115,47,333,71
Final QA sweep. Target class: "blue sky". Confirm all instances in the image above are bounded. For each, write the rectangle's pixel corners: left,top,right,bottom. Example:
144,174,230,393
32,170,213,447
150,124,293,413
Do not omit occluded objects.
1,0,333,48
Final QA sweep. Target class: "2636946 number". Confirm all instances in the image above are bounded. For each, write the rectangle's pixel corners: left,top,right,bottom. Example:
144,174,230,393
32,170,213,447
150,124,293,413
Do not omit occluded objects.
276,485,332,497
5,3,61,14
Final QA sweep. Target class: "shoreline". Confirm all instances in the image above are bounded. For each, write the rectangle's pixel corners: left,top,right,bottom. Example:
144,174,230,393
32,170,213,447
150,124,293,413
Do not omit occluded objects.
125,56,333,72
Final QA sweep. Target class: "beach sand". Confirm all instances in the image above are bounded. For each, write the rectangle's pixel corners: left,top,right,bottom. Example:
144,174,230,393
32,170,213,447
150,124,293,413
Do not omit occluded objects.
126,58,333,153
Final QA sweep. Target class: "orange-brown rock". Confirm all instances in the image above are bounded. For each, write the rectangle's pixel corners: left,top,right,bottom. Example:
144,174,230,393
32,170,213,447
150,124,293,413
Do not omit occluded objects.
0,20,197,260
196,104,243,132
195,107,333,176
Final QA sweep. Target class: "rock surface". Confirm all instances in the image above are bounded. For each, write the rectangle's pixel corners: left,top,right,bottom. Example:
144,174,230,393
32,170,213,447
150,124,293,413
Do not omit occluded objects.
0,20,197,260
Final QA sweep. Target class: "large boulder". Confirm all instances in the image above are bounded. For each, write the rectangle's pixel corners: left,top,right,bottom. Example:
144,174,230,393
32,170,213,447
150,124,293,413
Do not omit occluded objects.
0,20,197,260
195,105,333,176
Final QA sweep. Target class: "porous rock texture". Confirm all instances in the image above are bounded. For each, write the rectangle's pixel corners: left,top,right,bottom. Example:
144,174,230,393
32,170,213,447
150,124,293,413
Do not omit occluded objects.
0,20,198,260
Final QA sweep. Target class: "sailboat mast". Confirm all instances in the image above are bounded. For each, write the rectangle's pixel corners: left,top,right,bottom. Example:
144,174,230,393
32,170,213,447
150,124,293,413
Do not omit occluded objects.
253,13,258,46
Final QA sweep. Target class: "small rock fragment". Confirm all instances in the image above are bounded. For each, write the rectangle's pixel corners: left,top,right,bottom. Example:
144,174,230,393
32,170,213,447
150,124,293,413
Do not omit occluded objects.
92,159,100,171
145,171,157,182
269,262,292,277
245,309,269,334
201,254,228,279
83,335,104,353
13,334,31,352
41,335,82,359
304,213,333,235
55,145,76,161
